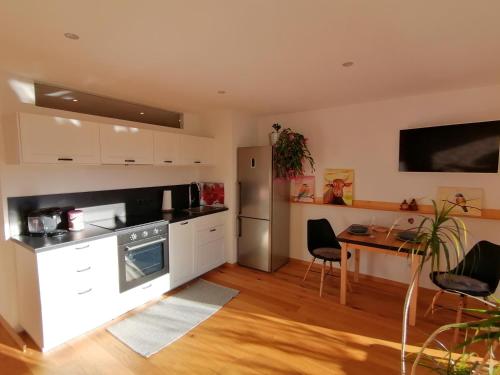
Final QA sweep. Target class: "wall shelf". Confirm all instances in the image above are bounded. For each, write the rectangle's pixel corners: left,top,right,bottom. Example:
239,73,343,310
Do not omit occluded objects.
291,199,500,221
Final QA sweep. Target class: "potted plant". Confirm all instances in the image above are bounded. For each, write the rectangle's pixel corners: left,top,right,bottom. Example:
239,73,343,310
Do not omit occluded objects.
396,201,499,374
272,126,315,179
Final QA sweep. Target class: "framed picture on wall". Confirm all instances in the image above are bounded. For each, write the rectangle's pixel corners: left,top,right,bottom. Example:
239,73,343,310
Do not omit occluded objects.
323,169,354,206
291,176,315,203
437,186,483,216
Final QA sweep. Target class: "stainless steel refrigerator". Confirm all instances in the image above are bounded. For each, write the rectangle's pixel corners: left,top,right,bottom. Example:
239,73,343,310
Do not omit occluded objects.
237,146,290,272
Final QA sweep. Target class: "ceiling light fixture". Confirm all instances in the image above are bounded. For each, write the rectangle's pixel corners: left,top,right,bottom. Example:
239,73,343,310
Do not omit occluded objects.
217,90,226,94
139,112,145,115
64,32,80,40
342,61,354,67
72,99,78,102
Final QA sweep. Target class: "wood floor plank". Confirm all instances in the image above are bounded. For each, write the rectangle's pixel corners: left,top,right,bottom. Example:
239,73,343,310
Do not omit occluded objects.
0,261,484,375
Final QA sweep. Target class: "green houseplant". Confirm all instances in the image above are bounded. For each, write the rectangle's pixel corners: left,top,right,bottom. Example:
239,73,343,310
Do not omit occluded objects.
272,125,315,178
397,201,499,374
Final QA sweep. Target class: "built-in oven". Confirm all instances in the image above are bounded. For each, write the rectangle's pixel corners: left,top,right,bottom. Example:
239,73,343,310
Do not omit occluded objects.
117,222,169,293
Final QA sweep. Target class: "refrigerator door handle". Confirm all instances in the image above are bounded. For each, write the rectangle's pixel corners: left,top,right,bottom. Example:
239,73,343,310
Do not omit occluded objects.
238,217,242,237
238,181,242,215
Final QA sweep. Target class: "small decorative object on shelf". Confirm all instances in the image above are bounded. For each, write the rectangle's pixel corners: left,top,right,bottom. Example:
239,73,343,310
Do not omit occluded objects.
400,199,409,210
409,198,418,211
269,123,281,145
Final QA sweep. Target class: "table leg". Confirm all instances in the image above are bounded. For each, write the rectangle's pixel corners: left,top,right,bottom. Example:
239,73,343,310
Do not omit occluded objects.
409,255,421,327
340,243,348,305
354,249,360,282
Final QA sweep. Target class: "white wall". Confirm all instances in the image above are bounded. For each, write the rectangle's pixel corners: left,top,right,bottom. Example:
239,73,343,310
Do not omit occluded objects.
257,84,500,294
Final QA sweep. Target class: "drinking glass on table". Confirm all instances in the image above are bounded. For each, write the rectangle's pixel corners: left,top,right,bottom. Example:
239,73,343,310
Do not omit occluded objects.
369,216,376,238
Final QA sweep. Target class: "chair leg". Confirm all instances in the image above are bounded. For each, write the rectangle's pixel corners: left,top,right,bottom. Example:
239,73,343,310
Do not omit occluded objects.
303,257,316,282
453,295,466,347
425,290,443,317
328,261,333,276
319,260,326,297
347,278,353,293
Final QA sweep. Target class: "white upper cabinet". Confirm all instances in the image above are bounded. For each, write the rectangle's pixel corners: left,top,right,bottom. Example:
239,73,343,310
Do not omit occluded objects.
100,124,154,165
153,131,181,165
14,113,215,167
18,113,100,164
179,134,215,165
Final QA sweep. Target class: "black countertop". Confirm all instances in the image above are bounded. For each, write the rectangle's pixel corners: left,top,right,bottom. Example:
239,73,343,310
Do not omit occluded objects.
11,207,228,252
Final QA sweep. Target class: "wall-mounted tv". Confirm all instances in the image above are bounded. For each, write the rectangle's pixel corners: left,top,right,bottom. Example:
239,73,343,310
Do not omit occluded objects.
399,121,500,173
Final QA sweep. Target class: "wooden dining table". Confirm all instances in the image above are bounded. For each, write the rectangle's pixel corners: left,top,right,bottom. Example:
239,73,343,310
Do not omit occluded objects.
337,227,423,326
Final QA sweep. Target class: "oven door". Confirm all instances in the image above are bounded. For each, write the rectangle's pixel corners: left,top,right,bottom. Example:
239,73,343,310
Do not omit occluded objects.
119,236,169,293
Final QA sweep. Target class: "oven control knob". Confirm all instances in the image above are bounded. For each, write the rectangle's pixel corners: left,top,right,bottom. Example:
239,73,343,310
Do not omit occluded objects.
153,228,159,235
142,230,148,238
130,233,137,241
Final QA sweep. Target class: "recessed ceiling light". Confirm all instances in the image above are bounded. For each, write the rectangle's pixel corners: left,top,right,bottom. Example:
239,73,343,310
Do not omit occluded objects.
139,112,145,115
217,90,226,94
342,61,354,67
64,32,80,40
72,99,78,102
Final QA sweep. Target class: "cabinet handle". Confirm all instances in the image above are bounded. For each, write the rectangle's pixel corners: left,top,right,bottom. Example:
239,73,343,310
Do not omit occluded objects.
163,160,173,163
125,159,136,163
194,161,201,164
142,283,152,290
75,244,90,250
76,266,92,273
209,228,217,232
180,221,189,225
238,181,242,215
58,157,74,161
77,288,93,295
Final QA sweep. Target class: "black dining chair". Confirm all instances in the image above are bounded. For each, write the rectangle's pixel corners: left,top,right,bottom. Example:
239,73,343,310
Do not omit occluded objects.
427,240,500,343
302,218,351,297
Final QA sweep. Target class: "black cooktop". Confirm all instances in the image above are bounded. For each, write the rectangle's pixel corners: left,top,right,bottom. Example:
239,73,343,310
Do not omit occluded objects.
90,213,166,231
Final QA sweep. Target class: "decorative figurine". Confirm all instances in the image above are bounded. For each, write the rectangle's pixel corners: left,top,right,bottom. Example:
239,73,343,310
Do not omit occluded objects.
409,199,419,211
400,199,409,210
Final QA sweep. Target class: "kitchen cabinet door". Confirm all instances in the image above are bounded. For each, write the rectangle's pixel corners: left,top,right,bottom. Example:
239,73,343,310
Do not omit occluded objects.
100,124,154,164
169,220,196,289
18,113,101,164
195,233,225,276
179,135,215,165
153,131,181,165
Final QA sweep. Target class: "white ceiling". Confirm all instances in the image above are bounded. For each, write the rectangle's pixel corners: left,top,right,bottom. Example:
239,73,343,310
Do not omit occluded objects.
1,0,500,115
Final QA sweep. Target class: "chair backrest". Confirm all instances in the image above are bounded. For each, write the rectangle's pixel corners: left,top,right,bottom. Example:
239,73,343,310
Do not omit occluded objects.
307,219,341,255
454,240,500,292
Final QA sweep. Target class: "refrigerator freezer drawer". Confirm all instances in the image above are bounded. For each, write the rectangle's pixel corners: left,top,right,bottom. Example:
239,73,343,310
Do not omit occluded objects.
237,217,270,272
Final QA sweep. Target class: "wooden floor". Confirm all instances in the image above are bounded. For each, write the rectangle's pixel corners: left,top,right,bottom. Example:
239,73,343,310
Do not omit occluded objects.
0,260,476,375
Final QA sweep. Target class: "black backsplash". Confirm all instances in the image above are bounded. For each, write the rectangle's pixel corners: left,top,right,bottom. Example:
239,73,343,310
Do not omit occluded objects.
7,184,190,235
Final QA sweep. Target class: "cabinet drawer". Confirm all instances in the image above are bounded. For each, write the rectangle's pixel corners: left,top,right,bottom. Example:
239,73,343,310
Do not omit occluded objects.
193,212,226,230
197,224,224,245
117,274,170,315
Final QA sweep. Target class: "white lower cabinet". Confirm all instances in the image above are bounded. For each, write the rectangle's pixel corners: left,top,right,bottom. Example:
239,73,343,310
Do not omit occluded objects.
13,212,226,352
169,212,226,289
169,220,196,289
15,236,119,351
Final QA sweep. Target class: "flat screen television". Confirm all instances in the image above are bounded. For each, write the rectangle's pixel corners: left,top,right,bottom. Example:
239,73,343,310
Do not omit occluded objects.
399,121,500,173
